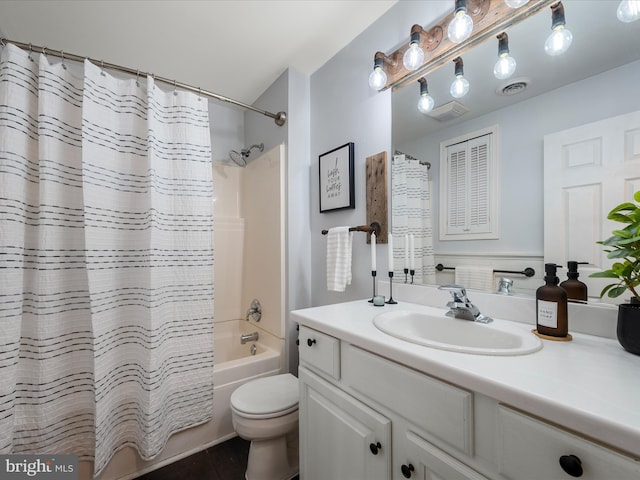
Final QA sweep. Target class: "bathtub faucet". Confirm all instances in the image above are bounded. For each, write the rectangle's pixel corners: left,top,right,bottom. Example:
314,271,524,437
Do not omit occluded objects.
240,331,259,344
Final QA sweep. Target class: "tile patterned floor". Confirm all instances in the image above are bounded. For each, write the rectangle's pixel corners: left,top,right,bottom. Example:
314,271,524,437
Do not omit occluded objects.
135,436,300,480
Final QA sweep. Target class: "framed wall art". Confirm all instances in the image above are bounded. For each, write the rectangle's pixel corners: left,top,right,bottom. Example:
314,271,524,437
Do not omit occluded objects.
319,142,355,213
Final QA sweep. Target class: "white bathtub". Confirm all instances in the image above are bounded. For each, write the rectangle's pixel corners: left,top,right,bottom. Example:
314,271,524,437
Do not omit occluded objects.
94,319,282,480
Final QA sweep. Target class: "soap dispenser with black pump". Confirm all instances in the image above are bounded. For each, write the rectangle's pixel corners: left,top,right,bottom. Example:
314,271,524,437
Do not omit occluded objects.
536,263,569,338
560,261,588,303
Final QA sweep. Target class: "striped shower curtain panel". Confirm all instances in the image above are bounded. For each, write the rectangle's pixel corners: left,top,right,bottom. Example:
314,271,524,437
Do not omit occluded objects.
392,154,436,284
0,44,214,476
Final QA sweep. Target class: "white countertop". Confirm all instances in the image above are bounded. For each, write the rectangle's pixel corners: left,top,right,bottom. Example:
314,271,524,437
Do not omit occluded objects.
292,299,640,458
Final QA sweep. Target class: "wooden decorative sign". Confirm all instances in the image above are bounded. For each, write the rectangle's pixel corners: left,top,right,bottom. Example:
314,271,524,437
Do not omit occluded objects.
366,152,388,244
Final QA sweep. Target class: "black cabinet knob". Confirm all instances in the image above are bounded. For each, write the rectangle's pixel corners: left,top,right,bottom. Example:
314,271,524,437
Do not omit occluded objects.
307,338,316,347
369,442,382,455
401,463,415,478
559,455,583,477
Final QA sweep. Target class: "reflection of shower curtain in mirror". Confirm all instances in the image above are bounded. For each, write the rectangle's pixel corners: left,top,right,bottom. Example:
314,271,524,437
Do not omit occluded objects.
392,154,436,284
0,44,214,476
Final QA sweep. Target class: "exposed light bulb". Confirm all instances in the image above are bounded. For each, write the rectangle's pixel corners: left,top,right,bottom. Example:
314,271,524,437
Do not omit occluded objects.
494,54,517,79
417,77,434,114
504,0,529,8
448,10,474,43
403,26,425,71
403,43,425,71
368,67,387,90
418,94,435,114
617,0,640,22
545,26,573,56
450,76,470,98
449,57,469,99
545,2,573,56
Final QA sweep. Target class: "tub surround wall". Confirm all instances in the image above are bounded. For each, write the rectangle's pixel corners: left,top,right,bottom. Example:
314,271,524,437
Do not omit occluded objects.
240,144,286,341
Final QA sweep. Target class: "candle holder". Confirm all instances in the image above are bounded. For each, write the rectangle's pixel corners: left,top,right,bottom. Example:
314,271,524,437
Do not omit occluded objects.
410,269,415,284
403,268,409,284
386,272,398,304
368,270,377,303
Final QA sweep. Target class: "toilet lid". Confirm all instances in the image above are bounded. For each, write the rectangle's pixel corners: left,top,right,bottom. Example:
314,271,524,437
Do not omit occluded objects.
231,373,299,417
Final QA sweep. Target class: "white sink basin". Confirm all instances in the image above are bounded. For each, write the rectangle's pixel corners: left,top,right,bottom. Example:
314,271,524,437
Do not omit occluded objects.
373,309,542,356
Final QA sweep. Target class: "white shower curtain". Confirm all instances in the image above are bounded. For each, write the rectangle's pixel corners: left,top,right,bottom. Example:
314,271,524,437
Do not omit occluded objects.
392,153,436,284
0,44,214,475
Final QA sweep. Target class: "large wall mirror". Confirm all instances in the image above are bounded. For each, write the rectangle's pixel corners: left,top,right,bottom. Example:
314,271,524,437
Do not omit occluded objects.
391,0,640,300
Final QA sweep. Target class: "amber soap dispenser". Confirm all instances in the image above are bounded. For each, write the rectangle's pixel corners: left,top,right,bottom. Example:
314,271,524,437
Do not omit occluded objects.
560,261,588,302
536,263,568,338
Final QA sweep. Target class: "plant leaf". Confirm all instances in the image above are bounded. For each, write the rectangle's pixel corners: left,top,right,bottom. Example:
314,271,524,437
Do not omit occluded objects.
589,270,620,279
607,285,628,298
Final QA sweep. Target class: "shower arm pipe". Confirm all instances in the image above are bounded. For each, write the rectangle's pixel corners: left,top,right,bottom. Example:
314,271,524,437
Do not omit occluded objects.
0,38,287,127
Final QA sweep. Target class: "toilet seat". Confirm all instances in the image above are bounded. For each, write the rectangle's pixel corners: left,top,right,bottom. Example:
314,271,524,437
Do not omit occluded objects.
231,373,299,419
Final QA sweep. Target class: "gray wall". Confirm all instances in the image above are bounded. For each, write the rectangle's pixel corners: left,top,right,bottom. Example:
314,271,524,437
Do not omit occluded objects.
309,1,449,306
247,68,312,373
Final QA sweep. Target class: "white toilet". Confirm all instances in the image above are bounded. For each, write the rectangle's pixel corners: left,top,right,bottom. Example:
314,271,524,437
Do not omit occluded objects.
230,373,299,480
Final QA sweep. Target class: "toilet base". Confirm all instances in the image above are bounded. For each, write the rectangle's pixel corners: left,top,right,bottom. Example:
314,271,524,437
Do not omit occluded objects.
245,430,299,480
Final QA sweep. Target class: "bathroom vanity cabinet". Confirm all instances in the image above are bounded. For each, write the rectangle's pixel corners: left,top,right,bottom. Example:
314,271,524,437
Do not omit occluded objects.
293,302,640,480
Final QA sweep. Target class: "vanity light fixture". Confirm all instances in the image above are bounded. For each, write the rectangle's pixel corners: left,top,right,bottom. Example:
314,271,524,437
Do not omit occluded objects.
504,0,530,8
450,57,470,98
493,32,517,79
369,0,552,92
617,0,640,23
417,78,435,114
403,25,425,71
448,0,475,43
544,2,573,56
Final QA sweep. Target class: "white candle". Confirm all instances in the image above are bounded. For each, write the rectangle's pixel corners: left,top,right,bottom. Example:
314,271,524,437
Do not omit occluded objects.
404,234,409,270
388,233,394,272
409,234,415,270
371,232,377,271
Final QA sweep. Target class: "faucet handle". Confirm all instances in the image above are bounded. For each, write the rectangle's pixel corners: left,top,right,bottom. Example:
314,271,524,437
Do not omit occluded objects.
438,284,468,303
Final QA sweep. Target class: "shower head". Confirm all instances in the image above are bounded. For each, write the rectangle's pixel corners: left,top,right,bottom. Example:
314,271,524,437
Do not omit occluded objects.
228,143,264,167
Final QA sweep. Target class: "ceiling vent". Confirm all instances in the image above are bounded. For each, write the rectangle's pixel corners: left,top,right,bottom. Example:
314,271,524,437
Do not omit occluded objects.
427,101,469,122
496,77,530,96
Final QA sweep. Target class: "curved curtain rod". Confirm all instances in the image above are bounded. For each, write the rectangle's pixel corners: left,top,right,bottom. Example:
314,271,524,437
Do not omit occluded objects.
0,38,287,127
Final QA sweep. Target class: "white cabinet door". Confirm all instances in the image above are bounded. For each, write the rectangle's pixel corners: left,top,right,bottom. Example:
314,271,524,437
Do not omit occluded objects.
401,430,488,480
498,406,640,480
299,367,391,480
544,110,640,302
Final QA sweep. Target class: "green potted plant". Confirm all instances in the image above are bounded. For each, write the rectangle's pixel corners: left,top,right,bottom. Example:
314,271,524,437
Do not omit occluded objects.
591,190,640,354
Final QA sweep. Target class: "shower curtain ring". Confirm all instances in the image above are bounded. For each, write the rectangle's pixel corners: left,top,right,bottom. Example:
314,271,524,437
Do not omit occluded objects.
173,79,177,96
198,87,202,101
0,37,5,47
100,60,106,76
42,47,47,57
136,69,140,87
60,51,67,69
28,43,33,61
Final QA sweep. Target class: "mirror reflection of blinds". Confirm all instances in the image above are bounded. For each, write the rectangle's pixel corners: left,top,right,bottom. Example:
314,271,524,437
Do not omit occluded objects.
446,133,491,235
469,139,489,229
448,146,467,231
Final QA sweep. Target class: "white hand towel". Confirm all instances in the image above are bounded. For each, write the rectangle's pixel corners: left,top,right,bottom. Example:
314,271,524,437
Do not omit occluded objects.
455,266,495,291
326,227,353,292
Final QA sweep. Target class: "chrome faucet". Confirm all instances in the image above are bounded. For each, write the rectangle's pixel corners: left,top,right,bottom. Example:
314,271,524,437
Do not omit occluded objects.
240,331,259,344
438,285,493,323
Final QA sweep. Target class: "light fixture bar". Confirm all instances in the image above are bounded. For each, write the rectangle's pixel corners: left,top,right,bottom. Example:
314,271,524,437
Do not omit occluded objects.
381,0,554,91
